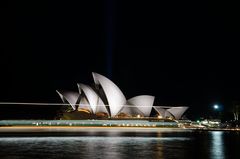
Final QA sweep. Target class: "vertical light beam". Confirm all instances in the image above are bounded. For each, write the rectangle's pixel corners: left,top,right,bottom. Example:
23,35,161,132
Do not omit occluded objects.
105,0,115,79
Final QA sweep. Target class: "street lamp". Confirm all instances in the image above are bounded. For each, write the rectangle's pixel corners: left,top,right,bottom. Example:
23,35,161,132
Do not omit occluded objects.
214,104,219,110
213,104,221,120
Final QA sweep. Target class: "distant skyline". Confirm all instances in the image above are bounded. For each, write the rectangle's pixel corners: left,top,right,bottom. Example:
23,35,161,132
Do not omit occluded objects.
0,1,240,120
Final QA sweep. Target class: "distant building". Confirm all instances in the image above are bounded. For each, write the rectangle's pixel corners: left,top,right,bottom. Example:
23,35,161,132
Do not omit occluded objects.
57,72,188,120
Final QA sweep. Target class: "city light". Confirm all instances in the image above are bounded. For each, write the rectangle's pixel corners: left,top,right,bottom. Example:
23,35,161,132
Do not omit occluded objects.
214,105,219,110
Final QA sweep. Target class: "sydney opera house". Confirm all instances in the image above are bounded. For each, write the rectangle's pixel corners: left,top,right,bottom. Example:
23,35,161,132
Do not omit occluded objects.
56,72,188,120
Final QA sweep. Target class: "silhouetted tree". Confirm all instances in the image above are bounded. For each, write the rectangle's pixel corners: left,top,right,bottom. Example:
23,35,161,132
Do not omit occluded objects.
233,105,239,121
232,101,240,121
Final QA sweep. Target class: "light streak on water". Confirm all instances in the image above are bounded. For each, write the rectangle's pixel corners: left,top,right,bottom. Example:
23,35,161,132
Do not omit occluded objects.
0,136,191,142
210,131,225,159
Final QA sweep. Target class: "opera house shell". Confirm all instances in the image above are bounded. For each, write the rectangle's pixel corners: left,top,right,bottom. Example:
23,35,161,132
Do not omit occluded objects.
56,72,188,120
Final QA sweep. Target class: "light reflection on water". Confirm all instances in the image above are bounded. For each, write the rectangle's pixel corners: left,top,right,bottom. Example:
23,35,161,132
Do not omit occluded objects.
211,131,224,159
0,132,239,159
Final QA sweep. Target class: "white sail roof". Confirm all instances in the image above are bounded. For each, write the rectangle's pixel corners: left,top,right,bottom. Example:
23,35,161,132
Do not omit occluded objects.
154,107,166,117
167,107,188,119
56,72,189,119
118,105,144,116
128,95,155,117
79,96,93,112
56,90,79,110
92,72,127,117
78,83,109,115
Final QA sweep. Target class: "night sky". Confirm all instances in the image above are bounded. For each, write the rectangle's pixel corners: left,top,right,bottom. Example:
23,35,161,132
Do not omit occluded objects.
1,0,240,120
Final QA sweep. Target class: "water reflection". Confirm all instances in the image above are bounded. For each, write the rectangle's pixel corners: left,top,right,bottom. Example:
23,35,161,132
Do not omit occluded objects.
1,131,238,159
0,132,191,159
210,131,224,159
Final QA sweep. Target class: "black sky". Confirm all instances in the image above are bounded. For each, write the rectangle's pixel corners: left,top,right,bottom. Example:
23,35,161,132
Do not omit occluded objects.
0,0,240,119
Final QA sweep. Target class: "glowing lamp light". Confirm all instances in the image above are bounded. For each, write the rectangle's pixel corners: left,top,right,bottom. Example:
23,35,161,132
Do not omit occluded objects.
214,105,219,109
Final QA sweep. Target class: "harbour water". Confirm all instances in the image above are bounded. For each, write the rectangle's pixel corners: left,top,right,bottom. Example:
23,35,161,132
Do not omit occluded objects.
0,131,239,159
